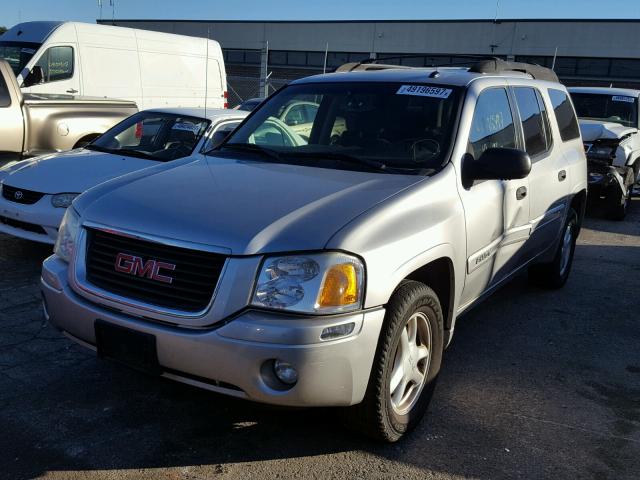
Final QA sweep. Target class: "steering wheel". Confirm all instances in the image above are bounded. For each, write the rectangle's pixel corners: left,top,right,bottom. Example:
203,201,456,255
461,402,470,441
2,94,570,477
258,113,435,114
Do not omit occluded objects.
398,138,441,163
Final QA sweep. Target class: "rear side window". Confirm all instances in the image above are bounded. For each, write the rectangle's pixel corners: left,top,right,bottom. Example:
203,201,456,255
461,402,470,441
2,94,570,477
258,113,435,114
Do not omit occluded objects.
514,87,548,157
469,88,517,159
35,46,74,83
0,74,10,107
548,89,580,141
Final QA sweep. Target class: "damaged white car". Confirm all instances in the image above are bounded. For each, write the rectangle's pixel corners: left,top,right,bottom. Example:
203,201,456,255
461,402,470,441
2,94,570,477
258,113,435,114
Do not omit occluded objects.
569,87,640,220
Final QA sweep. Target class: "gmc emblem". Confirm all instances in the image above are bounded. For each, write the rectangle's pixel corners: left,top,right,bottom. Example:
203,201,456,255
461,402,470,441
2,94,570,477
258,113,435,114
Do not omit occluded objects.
114,253,176,284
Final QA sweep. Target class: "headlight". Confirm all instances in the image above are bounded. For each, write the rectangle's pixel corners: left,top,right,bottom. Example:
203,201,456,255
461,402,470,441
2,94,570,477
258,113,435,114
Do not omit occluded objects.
54,208,81,263
251,252,364,314
51,193,80,208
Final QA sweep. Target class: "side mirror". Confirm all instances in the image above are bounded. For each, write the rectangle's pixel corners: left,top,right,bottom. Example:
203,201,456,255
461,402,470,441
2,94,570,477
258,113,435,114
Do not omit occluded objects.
210,130,231,148
466,148,531,183
23,66,44,87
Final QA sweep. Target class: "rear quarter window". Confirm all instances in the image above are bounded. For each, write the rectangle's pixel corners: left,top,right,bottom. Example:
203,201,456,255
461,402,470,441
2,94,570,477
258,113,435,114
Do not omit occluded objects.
0,74,10,107
548,89,580,142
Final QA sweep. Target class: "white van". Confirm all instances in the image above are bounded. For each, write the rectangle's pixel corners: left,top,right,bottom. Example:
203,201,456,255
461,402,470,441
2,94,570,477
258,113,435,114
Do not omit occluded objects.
0,21,227,110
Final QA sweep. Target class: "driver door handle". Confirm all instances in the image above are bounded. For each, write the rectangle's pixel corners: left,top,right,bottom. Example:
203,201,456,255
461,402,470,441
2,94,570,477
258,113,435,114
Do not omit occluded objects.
66,88,78,94
516,186,527,200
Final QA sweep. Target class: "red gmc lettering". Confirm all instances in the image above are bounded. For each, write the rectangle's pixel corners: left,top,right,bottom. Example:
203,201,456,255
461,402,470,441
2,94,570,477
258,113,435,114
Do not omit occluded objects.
114,253,176,284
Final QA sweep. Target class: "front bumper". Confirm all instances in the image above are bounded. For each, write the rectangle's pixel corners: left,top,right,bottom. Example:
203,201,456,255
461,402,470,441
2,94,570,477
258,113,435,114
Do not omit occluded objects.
0,194,62,244
41,255,385,407
587,159,628,194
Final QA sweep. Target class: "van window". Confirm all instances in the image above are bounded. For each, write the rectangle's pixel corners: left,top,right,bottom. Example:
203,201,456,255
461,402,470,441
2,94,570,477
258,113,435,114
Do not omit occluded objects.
514,87,548,157
469,88,517,159
0,74,10,107
35,46,74,83
548,89,581,142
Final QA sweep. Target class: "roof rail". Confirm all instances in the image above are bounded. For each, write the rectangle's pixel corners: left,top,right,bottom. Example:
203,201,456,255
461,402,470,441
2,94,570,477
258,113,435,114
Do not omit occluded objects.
469,58,559,82
335,55,560,83
335,62,414,72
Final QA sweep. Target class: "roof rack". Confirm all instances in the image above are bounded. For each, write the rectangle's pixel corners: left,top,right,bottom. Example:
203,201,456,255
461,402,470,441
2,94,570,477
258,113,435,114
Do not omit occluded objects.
335,55,560,83
335,62,414,72
469,58,559,83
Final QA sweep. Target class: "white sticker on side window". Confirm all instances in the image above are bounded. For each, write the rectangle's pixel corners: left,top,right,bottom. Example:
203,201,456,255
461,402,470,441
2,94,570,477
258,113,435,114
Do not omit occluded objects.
396,85,452,99
172,122,200,133
612,95,635,103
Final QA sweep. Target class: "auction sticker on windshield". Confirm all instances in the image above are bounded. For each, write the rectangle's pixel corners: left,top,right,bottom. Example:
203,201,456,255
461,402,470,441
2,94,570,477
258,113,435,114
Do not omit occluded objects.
397,85,452,99
612,95,635,103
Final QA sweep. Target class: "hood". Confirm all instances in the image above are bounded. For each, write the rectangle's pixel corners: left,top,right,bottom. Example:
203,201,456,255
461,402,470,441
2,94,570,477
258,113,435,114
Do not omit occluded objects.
0,149,157,194
578,119,638,142
78,156,425,255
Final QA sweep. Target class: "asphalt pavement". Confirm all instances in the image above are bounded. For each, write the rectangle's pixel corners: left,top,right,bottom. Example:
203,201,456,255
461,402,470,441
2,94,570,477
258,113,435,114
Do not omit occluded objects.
0,200,638,479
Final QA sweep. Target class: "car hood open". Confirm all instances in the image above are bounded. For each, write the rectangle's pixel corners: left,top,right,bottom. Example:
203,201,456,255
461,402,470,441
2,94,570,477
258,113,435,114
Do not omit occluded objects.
579,119,638,142
77,155,425,255
0,149,157,194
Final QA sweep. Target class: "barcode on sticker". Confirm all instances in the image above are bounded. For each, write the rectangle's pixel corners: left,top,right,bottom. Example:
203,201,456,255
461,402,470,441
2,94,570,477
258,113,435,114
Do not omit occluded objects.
397,85,452,99
612,95,635,103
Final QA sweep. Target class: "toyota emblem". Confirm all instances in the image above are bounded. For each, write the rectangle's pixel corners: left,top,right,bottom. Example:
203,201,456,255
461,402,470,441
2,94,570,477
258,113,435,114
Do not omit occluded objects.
14,191,23,200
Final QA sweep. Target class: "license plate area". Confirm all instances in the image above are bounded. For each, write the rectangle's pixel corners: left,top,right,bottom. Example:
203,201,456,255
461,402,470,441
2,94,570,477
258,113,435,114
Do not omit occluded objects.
95,320,161,375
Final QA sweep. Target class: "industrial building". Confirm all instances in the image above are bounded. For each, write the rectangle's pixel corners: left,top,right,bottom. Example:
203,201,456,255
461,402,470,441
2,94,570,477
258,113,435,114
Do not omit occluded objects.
101,18,640,104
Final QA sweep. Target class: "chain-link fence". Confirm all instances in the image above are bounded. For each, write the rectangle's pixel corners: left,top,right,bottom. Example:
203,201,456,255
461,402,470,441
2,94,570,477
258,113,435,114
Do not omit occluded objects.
227,75,304,107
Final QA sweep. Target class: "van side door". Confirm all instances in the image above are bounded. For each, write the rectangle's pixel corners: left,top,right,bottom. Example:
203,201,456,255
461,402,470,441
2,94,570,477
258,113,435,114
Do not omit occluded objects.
457,86,531,309
23,45,80,96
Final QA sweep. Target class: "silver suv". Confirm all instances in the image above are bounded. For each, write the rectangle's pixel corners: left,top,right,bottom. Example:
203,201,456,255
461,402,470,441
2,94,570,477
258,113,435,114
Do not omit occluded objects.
41,59,587,442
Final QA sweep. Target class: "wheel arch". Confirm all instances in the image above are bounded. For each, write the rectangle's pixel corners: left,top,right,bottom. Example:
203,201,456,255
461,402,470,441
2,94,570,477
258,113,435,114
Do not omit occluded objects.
401,257,455,333
570,188,587,232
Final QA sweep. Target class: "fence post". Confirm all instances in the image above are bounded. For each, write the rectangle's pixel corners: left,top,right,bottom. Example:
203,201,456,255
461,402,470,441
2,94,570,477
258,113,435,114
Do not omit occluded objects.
260,40,269,98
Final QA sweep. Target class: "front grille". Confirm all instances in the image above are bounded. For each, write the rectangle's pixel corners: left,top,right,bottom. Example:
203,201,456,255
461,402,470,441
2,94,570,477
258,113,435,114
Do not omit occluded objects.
1,184,46,205
0,215,47,234
85,229,226,312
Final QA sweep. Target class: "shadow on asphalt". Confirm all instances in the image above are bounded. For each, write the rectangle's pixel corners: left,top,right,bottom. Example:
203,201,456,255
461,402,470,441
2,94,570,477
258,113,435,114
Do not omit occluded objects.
1,228,639,479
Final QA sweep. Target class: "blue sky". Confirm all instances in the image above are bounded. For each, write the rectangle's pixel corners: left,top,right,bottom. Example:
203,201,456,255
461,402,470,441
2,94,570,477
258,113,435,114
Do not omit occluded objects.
2,0,640,27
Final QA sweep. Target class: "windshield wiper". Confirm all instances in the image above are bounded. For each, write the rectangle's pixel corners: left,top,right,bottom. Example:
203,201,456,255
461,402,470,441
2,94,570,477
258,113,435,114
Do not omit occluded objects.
289,151,406,173
84,144,112,153
221,143,284,162
113,148,156,160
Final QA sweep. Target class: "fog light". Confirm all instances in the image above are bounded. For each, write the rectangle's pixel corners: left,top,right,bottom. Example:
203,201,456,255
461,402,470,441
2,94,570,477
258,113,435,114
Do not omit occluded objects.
273,360,298,385
320,322,355,340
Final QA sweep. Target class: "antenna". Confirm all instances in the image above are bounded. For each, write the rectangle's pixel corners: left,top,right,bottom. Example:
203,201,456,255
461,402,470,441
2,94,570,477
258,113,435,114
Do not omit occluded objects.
551,46,558,71
204,28,210,117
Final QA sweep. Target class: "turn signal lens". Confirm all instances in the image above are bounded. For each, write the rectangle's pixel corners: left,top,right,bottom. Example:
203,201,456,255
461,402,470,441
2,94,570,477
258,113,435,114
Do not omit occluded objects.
317,263,359,307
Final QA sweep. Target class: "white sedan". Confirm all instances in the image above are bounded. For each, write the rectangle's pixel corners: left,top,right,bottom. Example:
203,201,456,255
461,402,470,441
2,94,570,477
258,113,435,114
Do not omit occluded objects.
0,108,247,244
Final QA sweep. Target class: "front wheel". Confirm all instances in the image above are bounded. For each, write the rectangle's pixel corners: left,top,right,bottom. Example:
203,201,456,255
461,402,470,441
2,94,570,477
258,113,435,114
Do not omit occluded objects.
347,281,444,442
605,185,631,221
528,207,578,289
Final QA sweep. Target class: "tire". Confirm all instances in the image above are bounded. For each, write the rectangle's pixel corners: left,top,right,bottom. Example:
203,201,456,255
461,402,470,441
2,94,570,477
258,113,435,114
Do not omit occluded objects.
346,280,444,442
605,185,630,221
528,207,578,289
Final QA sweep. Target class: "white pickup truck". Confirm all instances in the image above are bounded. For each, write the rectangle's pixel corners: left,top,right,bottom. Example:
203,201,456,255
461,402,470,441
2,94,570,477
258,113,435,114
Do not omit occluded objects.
568,87,640,220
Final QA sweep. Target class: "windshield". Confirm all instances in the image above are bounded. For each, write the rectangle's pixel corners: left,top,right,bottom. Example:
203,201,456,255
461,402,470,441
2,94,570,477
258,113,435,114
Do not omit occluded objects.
571,92,638,128
87,111,210,161
217,82,461,174
0,41,41,76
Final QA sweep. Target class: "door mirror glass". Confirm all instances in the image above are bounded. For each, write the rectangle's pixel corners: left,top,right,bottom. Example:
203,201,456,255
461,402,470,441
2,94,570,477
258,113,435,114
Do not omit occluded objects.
470,148,532,181
23,66,44,87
